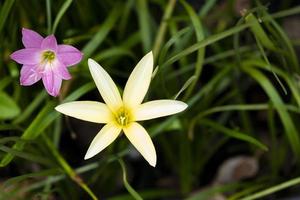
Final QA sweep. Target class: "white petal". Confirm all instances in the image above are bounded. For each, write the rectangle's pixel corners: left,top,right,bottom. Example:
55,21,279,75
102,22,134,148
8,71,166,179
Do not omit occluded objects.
123,52,153,109
55,101,113,123
134,100,188,121
88,59,122,111
84,123,121,159
123,122,156,167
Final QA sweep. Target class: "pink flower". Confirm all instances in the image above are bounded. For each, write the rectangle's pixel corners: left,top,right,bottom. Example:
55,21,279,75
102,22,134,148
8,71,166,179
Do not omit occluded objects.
10,28,83,97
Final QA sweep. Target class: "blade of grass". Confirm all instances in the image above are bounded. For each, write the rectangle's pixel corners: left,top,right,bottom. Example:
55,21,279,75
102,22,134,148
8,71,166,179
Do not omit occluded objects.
245,13,276,51
52,0,73,34
200,119,268,151
0,91,20,120
82,3,120,59
180,0,205,100
0,0,15,35
174,75,196,100
0,101,56,167
199,0,218,17
162,6,300,69
242,65,300,160
118,158,143,200
240,176,300,200
42,134,98,200
152,0,176,59
46,0,51,34
0,82,95,167
4,168,62,187
12,91,48,124
136,0,152,52
0,145,53,166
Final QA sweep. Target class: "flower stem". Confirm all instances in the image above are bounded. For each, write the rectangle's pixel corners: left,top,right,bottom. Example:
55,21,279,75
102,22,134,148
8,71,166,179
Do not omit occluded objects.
118,158,143,200
45,0,52,35
42,134,99,200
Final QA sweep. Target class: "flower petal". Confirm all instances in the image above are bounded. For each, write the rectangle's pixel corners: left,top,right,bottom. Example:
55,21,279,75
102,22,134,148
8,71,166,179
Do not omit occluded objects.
51,59,71,80
123,51,153,109
134,100,188,121
123,122,156,167
22,28,44,48
55,101,113,123
41,35,57,51
42,70,62,97
57,45,83,66
88,59,122,111
10,48,41,65
84,123,121,159
20,65,42,86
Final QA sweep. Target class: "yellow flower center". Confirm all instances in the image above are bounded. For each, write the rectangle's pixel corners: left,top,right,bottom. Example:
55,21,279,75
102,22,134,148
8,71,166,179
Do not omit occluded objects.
42,50,56,63
115,107,132,127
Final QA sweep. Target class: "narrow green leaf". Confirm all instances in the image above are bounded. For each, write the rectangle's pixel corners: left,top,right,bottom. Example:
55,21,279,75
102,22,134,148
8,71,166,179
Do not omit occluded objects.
12,91,48,124
0,102,56,167
174,75,196,100
52,0,73,34
82,4,120,58
180,0,205,99
242,65,300,159
93,47,135,62
245,13,276,51
0,77,12,91
0,0,15,34
4,168,62,187
201,119,268,151
240,176,300,200
0,145,52,166
0,92,20,120
136,0,152,52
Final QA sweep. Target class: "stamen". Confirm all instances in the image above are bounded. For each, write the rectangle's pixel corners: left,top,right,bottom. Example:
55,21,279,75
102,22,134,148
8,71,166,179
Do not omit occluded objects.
42,50,56,63
115,107,131,127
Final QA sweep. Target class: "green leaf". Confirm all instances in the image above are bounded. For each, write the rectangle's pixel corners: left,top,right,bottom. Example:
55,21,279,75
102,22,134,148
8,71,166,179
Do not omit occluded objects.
0,101,56,167
242,65,300,159
0,82,96,167
136,0,152,52
82,4,121,59
0,0,15,34
4,168,62,187
180,0,205,99
201,119,268,151
240,176,300,200
0,92,20,120
245,13,276,51
52,0,73,34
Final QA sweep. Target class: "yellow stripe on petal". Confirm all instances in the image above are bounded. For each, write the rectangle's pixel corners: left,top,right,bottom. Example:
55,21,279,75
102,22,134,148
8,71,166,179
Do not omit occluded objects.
123,51,153,109
84,123,121,159
88,59,122,112
123,122,156,167
55,101,113,123
134,100,188,121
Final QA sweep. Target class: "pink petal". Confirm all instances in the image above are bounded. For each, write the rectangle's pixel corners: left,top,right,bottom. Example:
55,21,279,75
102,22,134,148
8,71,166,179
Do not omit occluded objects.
10,48,41,65
20,65,42,86
57,45,83,66
52,59,71,80
22,28,44,48
42,70,62,97
41,35,57,51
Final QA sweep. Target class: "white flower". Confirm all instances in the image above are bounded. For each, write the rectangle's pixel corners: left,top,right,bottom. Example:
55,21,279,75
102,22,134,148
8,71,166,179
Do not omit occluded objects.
55,52,188,167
